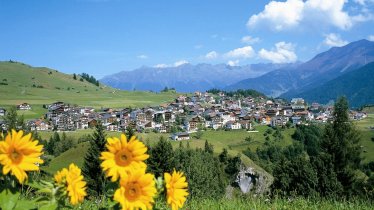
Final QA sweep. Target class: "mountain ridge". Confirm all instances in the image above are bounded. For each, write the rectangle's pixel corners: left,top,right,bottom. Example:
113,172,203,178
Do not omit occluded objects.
227,39,374,98
294,61,374,108
100,63,298,92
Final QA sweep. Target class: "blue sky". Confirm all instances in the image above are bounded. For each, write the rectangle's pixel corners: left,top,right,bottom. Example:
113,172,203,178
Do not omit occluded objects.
1,0,374,78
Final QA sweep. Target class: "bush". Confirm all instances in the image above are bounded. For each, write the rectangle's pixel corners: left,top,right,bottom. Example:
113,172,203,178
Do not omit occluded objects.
174,147,227,199
147,136,175,177
245,136,253,143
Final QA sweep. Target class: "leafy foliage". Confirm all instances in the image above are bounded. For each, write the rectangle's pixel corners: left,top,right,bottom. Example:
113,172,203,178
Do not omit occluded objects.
44,132,75,156
245,97,368,198
147,136,175,177
161,87,176,93
174,146,227,199
2,106,28,132
321,97,362,195
146,138,241,199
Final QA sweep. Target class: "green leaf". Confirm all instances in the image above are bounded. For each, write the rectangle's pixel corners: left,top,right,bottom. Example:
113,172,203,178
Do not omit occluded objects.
14,199,36,210
37,188,53,194
39,203,58,210
0,189,20,210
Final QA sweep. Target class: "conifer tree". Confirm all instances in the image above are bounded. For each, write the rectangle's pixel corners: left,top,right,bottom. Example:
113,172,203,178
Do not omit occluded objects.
82,122,107,197
3,106,27,132
204,140,214,154
124,126,135,139
321,96,362,194
219,148,228,164
51,132,61,156
147,136,175,177
4,106,17,131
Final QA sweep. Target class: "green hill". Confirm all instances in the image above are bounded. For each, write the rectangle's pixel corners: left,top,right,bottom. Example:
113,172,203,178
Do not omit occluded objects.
0,61,179,118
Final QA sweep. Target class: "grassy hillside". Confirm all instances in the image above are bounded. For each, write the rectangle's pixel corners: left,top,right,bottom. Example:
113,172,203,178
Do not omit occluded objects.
41,114,374,174
0,61,179,118
41,125,294,176
362,105,374,113
42,142,90,174
355,114,374,163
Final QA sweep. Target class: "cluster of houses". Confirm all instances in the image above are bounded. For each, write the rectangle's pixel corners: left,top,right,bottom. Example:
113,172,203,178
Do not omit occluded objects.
0,93,369,141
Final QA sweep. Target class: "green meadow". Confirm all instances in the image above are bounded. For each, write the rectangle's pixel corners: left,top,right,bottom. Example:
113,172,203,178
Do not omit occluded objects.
74,196,374,210
0,61,179,119
355,114,374,163
41,126,287,175
40,112,374,176
2,61,374,209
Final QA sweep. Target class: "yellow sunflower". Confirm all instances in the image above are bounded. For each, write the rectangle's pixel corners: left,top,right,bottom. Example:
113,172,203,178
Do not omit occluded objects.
114,168,157,210
0,130,44,183
164,170,189,210
100,134,149,182
54,163,87,205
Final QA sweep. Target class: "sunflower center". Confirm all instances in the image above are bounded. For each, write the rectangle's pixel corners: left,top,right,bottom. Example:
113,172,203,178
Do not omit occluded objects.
125,182,141,201
10,149,23,164
115,150,132,166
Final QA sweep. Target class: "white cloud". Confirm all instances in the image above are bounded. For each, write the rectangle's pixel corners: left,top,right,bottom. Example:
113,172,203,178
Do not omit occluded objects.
205,51,218,59
227,60,240,66
154,64,169,68
137,54,148,59
305,0,352,30
247,0,360,31
241,36,260,44
259,42,297,63
323,33,348,47
154,60,189,68
368,35,374,41
174,60,189,67
247,0,304,31
224,46,255,59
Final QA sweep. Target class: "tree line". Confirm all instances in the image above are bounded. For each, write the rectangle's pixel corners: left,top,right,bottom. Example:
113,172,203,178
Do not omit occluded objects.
81,125,242,200
73,73,99,86
244,97,374,199
207,88,266,98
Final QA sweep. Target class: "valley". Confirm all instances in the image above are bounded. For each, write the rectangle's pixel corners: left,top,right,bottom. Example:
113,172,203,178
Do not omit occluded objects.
2,1,374,209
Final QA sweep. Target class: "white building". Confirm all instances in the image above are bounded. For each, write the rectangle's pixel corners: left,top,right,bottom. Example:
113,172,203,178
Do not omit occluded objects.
226,121,241,130
171,132,190,141
17,103,31,110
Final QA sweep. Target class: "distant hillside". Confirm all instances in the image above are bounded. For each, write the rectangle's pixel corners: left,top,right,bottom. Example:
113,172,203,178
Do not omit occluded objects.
0,61,178,109
225,67,299,97
295,62,374,108
100,63,295,92
227,39,374,97
0,61,103,91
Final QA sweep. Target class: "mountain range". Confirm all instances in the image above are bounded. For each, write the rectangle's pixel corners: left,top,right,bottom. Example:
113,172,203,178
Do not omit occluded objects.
100,63,296,92
101,39,374,107
227,39,374,98
294,61,374,108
